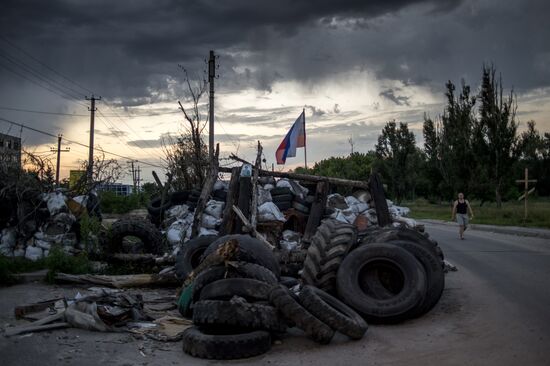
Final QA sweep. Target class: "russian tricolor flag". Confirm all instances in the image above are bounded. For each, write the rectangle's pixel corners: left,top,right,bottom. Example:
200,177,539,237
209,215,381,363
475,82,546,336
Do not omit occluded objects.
276,111,306,165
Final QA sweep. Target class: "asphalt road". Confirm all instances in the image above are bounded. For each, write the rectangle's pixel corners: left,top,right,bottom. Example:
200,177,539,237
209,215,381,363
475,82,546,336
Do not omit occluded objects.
1,224,549,365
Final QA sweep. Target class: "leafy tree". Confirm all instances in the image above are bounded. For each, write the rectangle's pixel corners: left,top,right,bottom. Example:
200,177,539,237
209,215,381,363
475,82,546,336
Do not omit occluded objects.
474,64,518,207
375,120,417,203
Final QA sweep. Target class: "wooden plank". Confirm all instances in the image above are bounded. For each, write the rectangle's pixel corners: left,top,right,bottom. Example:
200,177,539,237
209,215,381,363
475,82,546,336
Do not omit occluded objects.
219,166,370,189
250,141,263,229
232,205,275,250
302,181,329,244
236,175,252,234
191,144,220,238
220,167,240,235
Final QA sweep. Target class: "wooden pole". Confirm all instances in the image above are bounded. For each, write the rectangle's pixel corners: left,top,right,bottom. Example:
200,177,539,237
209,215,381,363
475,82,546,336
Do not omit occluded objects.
303,108,307,170
219,166,370,189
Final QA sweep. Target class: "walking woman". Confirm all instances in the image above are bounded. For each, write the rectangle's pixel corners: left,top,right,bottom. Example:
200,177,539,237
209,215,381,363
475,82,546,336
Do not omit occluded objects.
452,193,474,240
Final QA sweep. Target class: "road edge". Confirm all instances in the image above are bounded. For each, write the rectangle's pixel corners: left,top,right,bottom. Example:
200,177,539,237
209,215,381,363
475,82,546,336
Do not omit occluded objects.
419,219,550,240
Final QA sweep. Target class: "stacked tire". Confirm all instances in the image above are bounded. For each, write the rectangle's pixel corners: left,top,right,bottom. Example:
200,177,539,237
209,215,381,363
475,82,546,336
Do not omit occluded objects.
270,187,293,212
336,226,445,323
181,234,282,360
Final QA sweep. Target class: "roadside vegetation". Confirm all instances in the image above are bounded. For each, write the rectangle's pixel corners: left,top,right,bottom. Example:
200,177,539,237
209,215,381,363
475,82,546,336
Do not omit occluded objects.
403,198,550,228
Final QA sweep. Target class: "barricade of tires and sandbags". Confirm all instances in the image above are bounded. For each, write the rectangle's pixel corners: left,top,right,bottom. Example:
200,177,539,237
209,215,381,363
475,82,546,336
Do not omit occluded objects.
116,163,446,360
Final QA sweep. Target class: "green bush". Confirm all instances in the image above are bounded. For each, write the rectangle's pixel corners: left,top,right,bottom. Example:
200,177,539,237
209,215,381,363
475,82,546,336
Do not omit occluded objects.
45,246,92,283
0,255,47,286
80,213,102,254
99,191,147,214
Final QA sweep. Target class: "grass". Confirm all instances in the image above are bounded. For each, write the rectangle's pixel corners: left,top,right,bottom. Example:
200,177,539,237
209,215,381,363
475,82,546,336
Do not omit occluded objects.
403,197,550,229
0,246,93,286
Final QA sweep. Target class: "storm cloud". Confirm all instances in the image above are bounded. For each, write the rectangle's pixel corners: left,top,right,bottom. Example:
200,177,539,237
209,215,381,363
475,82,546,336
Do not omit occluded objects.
1,0,549,177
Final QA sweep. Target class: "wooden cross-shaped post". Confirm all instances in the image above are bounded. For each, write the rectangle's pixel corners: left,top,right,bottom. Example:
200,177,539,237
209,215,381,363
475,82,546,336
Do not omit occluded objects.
516,168,537,220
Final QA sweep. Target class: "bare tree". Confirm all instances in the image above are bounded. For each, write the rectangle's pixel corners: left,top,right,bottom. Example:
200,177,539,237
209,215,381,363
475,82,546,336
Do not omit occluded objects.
163,67,209,190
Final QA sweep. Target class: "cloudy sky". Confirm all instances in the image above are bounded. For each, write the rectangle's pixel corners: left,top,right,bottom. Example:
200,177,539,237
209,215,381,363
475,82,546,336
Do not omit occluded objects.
1,0,549,183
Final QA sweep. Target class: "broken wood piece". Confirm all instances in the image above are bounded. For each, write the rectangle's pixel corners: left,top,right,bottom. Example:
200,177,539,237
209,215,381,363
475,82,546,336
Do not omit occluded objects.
191,144,220,238
232,205,275,250
250,141,263,229
5,322,71,337
14,298,64,319
108,253,175,265
54,273,179,288
303,181,329,244
220,166,240,235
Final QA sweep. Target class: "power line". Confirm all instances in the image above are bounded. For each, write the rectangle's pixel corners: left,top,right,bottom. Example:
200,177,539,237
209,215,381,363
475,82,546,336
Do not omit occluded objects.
0,50,85,99
0,35,95,95
0,61,88,108
0,106,181,117
0,116,164,168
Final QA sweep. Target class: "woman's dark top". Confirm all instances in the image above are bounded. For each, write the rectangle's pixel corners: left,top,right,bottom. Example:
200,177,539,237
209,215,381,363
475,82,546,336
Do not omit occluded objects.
456,200,468,214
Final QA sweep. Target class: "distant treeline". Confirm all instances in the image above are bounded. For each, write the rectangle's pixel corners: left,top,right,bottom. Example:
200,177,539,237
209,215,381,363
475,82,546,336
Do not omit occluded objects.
296,65,550,206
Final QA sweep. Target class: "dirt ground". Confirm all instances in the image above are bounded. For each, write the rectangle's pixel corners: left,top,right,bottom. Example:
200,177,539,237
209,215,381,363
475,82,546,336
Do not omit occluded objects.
1,261,547,366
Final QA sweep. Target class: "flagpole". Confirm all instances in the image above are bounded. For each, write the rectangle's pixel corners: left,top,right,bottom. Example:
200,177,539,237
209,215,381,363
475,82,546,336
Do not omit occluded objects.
303,108,308,170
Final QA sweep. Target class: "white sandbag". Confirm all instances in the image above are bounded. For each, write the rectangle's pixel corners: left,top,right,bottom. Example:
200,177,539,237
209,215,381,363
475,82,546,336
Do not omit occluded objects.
0,245,13,256
13,246,25,257
1,227,17,248
282,230,300,243
280,240,298,252
258,202,286,222
263,183,275,191
45,191,68,215
167,228,183,245
35,239,52,250
166,205,189,220
386,199,394,207
199,227,218,237
327,194,349,210
345,196,361,206
275,179,292,189
393,205,411,217
201,214,221,229
204,200,224,219
73,195,88,206
257,187,273,206
341,209,357,224
393,216,417,228
25,246,44,261
329,209,349,224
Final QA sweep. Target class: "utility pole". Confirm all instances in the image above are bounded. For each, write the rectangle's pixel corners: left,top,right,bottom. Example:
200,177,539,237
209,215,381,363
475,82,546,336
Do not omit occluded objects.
137,165,141,191
50,134,70,186
86,94,101,183
208,50,215,162
128,160,137,192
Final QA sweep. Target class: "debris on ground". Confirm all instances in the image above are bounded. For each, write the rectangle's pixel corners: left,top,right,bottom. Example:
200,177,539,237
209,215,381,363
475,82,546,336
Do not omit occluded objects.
1,142,450,361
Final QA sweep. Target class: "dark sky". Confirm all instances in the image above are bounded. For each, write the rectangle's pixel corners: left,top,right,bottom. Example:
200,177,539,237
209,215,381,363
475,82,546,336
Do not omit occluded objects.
1,0,549,178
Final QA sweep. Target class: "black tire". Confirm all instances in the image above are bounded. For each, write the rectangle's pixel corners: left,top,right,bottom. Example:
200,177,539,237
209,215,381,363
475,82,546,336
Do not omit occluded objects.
368,173,391,227
365,227,444,262
369,240,445,318
274,201,292,211
175,235,219,280
193,263,278,302
193,299,285,332
336,243,427,322
292,201,310,214
199,278,273,302
202,235,280,278
147,195,173,217
182,327,271,360
301,219,357,292
280,276,299,288
170,190,191,205
299,285,367,340
272,193,293,202
270,187,292,196
108,218,164,255
269,285,334,344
